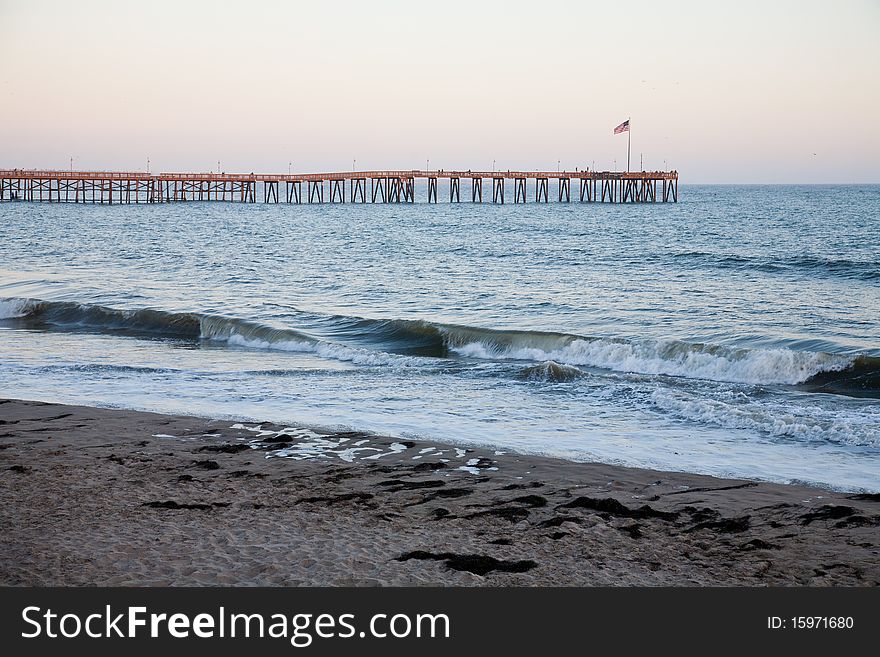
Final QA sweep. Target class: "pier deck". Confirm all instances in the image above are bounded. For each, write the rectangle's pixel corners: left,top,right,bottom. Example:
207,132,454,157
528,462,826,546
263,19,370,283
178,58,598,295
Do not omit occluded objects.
0,169,678,204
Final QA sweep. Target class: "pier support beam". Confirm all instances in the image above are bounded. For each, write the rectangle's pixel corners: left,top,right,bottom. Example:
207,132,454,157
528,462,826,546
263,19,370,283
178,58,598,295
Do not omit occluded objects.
514,178,527,203
662,178,677,202
330,179,345,203
351,178,366,203
371,177,387,203
264,181,279,203
402,177,414,203
449,177,460,202
427,176,438,203
286,181,302,203
472,177,482,203
558,178,570,202
308,180,324,204
388,178,401,202
536,178,549,203
492,177,504,204
579,177,594,202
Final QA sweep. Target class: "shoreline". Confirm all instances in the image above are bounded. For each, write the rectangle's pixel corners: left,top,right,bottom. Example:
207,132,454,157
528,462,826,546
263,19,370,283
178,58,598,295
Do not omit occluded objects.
1,397,877,586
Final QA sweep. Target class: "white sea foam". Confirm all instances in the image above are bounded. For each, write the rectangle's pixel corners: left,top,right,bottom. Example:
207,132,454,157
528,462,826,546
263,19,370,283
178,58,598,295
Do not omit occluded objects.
454,337,854,385
225,333,314,353
214,330,427,367
650,388,880,447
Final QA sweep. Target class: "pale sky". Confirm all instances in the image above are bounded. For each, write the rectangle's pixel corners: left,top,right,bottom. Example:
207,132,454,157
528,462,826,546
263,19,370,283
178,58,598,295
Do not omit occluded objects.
1,0,878,183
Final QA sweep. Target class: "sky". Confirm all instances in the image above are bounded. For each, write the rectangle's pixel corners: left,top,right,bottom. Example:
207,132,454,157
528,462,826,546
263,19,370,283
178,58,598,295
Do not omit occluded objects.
1,0,878,183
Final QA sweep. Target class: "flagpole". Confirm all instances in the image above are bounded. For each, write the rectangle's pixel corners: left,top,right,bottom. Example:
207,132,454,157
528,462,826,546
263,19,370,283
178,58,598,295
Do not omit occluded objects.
627,117,631,172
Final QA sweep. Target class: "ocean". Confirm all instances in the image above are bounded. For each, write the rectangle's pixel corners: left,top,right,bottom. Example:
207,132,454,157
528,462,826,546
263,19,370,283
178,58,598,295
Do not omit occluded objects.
1,184,878,491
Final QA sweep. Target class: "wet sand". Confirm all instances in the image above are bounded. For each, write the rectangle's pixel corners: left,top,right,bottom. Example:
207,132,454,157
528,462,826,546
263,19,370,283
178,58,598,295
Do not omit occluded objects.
0,397,877,586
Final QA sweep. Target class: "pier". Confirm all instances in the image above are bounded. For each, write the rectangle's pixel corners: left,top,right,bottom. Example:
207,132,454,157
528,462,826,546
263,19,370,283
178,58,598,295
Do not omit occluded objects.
0,168,678,205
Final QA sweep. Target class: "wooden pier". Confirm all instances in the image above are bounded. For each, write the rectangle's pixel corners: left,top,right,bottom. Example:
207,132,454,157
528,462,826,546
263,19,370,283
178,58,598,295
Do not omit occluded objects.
0,168,678,205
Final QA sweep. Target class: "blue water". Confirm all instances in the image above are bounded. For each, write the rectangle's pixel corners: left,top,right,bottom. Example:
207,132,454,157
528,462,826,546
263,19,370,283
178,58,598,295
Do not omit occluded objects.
1,184,879,490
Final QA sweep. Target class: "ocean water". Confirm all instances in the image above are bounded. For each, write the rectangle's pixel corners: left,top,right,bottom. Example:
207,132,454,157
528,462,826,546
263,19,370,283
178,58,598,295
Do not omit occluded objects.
1,184,878,491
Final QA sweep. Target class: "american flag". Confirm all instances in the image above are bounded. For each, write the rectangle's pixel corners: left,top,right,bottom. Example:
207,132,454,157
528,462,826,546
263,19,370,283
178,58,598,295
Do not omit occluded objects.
614,120,630,134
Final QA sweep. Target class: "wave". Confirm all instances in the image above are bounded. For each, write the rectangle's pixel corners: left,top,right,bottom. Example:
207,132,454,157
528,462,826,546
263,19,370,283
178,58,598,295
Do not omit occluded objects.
0,297,427,368
3,296,878,395
797,356,880,398
447,332,864,388
0,298,203,336
672,251,880,281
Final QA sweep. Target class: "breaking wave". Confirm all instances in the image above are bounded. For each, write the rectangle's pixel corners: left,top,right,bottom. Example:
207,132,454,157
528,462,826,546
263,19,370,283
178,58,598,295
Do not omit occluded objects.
3,296,877,395
447,332,872,391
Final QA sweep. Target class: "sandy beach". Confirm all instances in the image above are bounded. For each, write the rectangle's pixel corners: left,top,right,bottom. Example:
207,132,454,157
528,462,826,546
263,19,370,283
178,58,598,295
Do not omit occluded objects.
0,397,877,586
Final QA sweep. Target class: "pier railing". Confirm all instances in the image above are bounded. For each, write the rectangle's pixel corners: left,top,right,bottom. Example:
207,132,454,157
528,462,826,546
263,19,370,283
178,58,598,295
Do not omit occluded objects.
0,168,678,204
